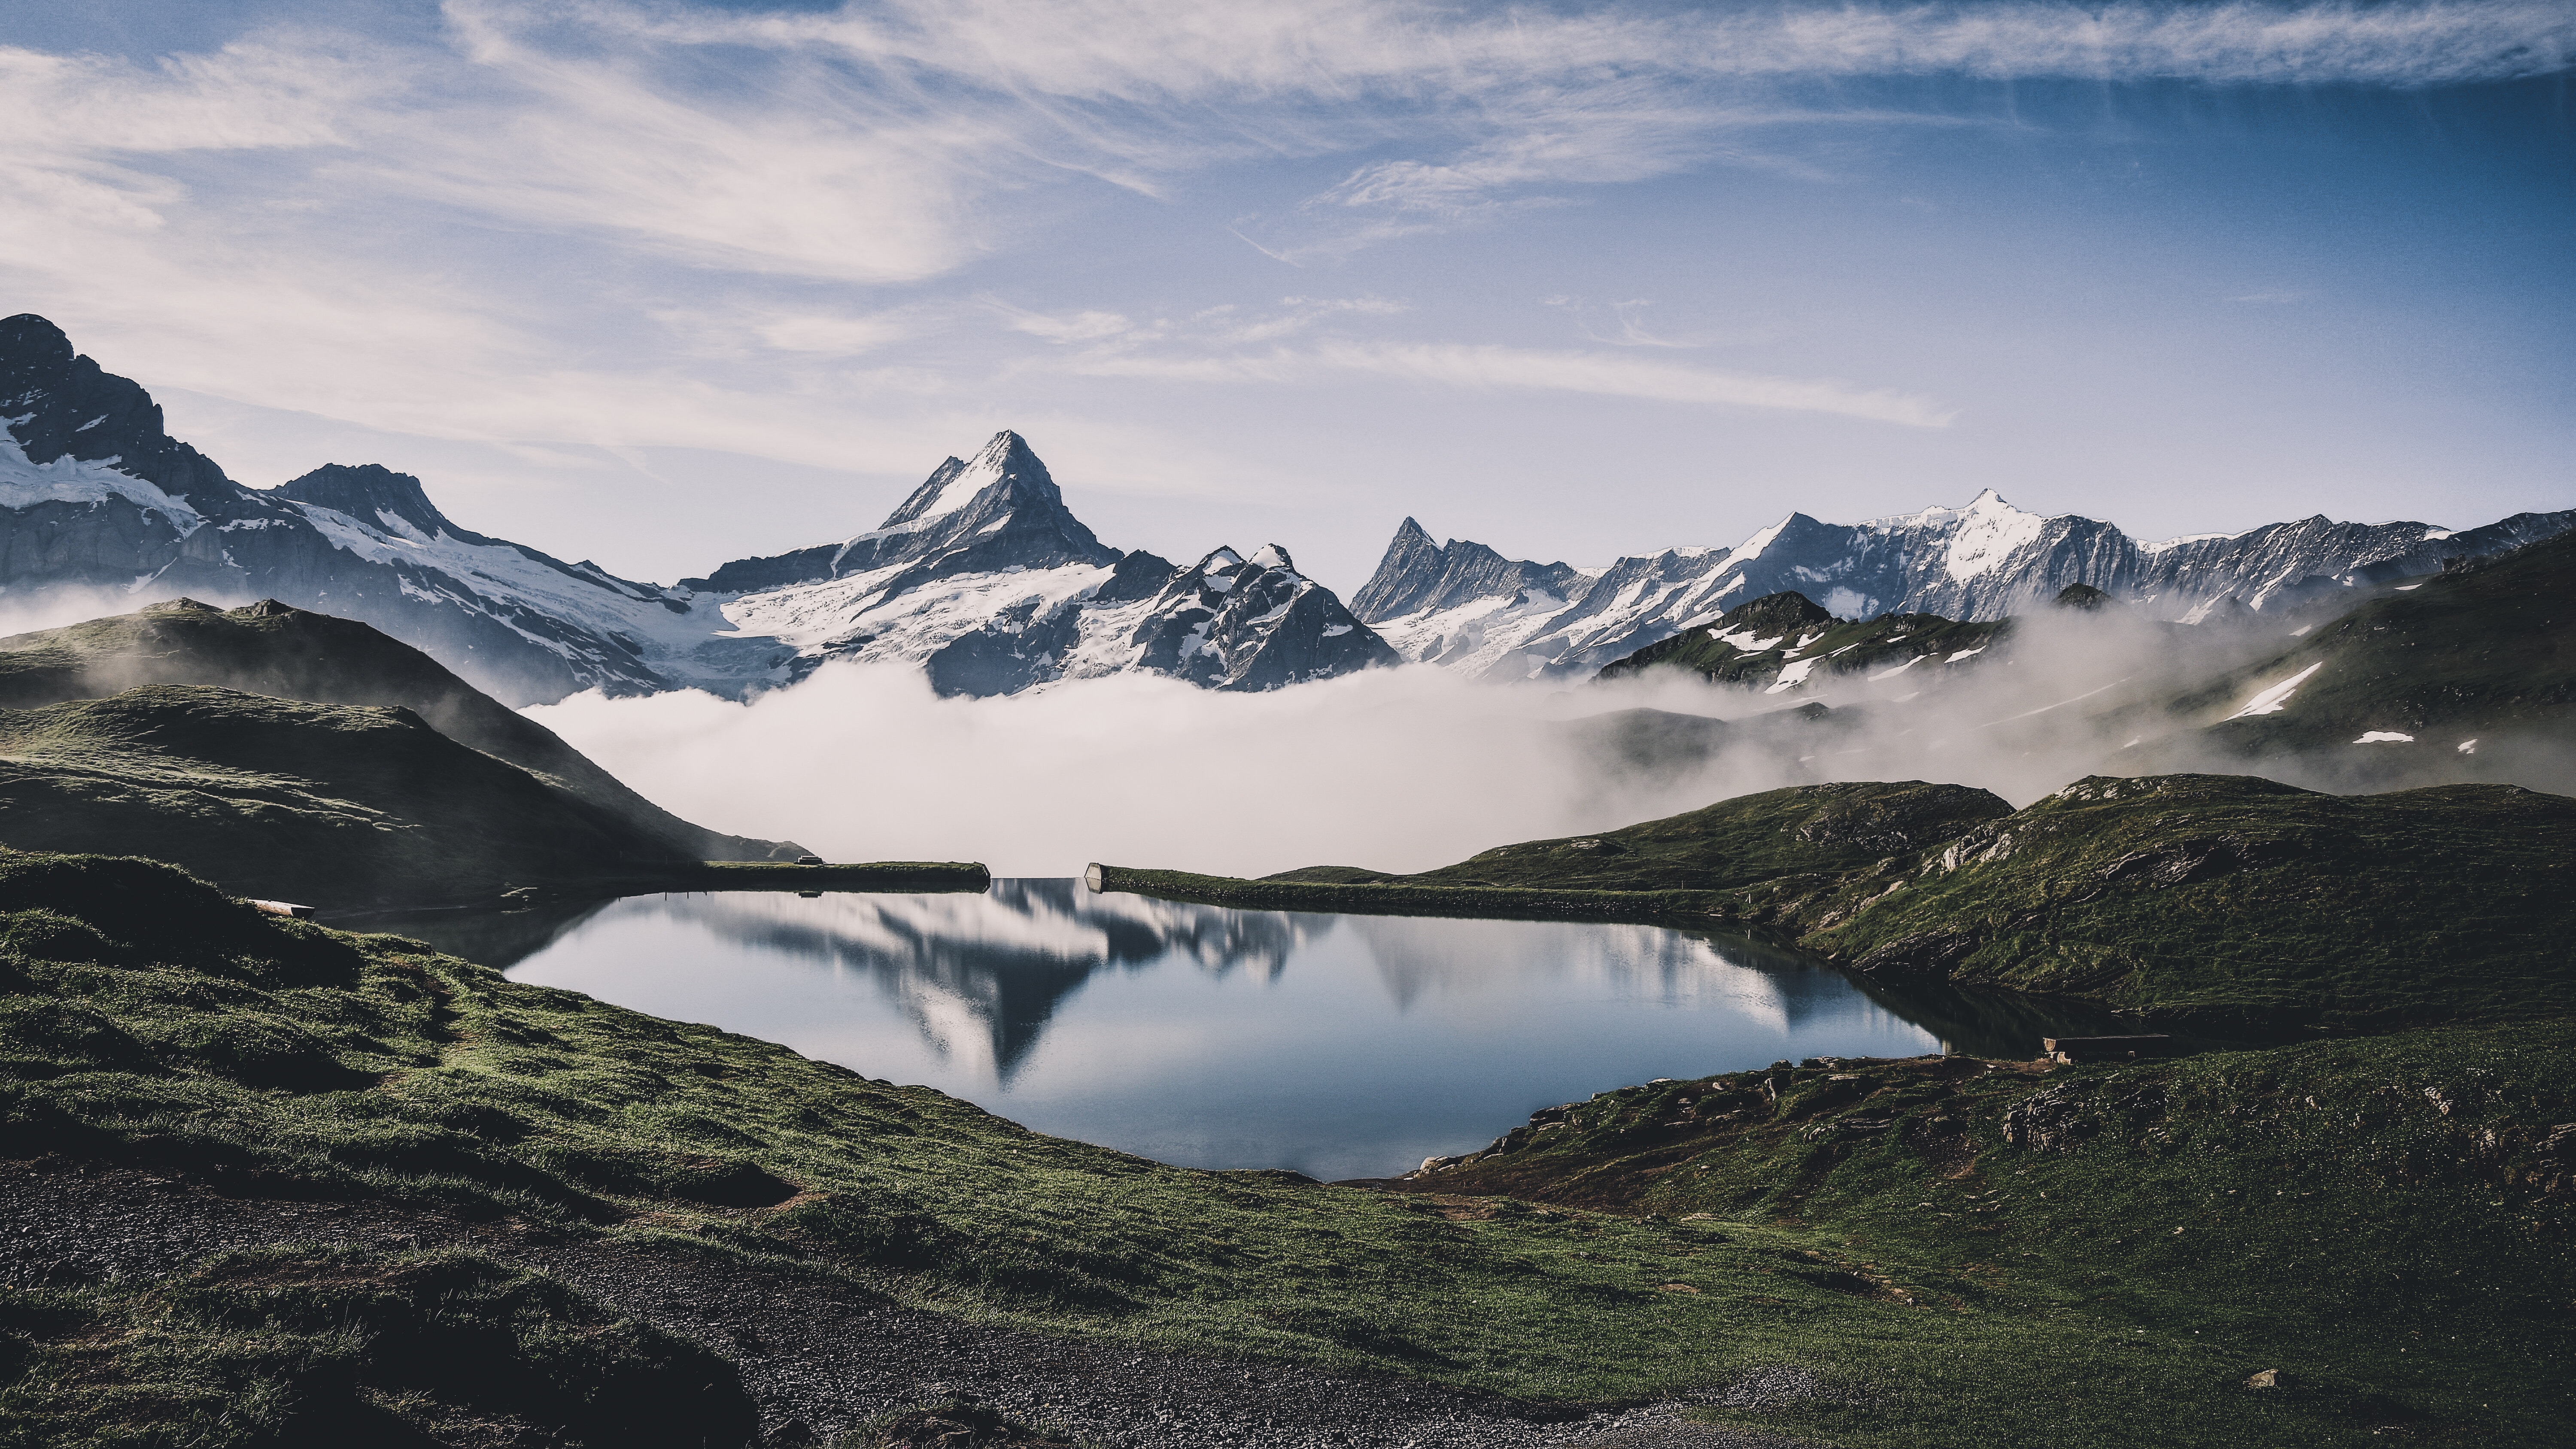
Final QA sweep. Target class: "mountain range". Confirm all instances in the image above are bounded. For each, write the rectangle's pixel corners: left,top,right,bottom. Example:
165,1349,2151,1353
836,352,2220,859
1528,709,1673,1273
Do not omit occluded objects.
1357,492,2573,681
4,312,2565,707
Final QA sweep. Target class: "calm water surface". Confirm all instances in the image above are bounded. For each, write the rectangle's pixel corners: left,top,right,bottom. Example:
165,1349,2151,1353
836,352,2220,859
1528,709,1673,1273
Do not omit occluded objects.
390,881,2103,1182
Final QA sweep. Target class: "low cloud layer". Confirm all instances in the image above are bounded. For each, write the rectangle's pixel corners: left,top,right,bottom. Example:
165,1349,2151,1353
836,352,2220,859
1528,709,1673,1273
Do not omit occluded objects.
525,604,2448,880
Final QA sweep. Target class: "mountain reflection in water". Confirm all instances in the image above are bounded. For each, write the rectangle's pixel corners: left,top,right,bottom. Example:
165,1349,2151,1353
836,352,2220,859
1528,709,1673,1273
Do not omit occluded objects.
400,882,2114,1180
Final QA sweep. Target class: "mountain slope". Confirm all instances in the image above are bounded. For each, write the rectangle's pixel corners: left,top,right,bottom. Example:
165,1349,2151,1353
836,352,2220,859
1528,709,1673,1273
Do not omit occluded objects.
0,314,763,706
1360,493,2576,682
0,596,800,862
1,316,1392,702
2159,528,2576,765
0,684,702,907
1594,589,2014,691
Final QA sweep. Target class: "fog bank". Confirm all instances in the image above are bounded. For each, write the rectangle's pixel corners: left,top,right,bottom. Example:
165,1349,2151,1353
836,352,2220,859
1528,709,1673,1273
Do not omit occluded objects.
526,608,2242,878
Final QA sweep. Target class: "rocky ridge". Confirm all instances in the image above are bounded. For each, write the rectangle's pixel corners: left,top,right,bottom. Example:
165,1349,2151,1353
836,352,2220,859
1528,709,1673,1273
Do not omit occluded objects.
1361,494,2576,681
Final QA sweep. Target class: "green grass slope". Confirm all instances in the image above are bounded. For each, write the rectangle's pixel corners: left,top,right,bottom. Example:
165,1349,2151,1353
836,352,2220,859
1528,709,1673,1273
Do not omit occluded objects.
0,598,800,862
1380,779,2009,892
1802,774,2576,1027
1116,773,2576,1027
1404,1030,2576,1447
5,851,2570,1446
0,685,706,907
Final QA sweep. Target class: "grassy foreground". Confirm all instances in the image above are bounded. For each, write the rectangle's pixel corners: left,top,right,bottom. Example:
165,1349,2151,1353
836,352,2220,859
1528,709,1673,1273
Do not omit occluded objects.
2,850,2570,1445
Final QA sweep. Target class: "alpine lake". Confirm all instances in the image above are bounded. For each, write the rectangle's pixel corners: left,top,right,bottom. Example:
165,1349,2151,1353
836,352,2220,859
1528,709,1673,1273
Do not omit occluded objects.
374,880,2132,1184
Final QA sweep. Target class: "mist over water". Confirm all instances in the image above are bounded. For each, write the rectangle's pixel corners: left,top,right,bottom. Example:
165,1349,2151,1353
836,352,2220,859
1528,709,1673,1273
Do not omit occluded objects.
527,606,2344,877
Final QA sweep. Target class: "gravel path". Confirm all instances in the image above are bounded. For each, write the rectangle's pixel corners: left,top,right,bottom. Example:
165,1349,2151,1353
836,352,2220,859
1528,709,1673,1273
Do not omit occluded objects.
0,1159,1810,1449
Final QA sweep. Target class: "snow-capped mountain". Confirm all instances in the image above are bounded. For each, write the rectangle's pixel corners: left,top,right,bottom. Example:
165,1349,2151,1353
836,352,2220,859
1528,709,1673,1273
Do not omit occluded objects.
1361,491,2575,682
695,431,1397,695
0,314,1394,702
0,314,751,705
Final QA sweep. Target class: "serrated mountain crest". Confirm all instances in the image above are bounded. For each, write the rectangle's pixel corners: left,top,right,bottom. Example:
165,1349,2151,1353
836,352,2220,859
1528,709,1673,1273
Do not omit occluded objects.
1362,493,2576,682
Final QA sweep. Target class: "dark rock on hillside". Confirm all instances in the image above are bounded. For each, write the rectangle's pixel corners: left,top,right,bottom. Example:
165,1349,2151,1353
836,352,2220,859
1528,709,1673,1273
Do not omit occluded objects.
1596,590,2007,689
274,462,470,540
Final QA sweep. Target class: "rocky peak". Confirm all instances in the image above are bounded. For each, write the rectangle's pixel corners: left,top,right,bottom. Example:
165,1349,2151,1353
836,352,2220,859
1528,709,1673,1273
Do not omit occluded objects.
1353,515,1594,624
0,312,237,507
275,463,463,541
879,429,1061,530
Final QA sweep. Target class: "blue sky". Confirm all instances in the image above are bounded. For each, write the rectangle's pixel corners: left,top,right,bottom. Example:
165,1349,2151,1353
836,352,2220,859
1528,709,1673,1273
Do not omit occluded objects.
1,1,2568,590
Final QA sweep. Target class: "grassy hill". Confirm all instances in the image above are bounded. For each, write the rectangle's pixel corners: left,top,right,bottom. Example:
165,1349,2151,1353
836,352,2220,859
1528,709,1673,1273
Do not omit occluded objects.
1798,774,2576,1028
0,598,799,863
1117,773,2576,1028
1270,780,2009,893
2,852,2569,1446
0,685,710,908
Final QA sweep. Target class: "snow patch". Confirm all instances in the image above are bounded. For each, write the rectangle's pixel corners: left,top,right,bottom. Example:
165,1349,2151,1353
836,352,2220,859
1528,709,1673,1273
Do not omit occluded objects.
1935,490,2049,583
1763,657,1819,694
2226,662,2323,719
0,435,203,530
2352,731,2415,744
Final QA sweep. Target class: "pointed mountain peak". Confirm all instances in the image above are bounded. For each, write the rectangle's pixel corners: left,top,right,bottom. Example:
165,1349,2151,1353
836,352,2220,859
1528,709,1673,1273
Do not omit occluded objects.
0,313,76,370
878,429,1063,531
1391,516,1435,546
1246,544,1296,572
1196,546,1247,572
276,463,458,540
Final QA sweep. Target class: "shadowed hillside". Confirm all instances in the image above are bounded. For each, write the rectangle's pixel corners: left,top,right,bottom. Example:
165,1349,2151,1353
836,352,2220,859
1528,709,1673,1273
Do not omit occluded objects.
0,598,800,863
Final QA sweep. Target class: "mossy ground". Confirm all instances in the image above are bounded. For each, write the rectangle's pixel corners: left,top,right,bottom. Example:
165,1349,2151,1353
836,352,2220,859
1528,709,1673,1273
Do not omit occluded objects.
1413,1023,2576,1446
3,850,2570,1446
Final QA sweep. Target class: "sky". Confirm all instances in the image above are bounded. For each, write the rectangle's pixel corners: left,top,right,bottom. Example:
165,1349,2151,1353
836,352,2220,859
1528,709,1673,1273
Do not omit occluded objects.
1,0,2569,594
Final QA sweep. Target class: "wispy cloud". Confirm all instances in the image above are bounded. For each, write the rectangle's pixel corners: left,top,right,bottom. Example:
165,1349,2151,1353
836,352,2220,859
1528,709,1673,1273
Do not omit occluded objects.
1068,338,1954,426
0,0,2554,516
